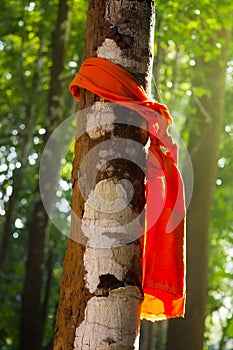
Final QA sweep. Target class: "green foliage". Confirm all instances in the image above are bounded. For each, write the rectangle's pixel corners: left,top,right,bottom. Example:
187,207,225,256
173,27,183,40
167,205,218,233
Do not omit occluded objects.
154,0,233,130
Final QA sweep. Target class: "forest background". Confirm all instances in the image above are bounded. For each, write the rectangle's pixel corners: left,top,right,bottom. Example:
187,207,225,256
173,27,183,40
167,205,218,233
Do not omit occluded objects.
0,0,232,349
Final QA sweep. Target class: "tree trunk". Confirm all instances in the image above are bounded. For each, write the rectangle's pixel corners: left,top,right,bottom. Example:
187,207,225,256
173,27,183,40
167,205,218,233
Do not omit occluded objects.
54,1,155,349
19,1,70,350
41,249,54,336
166,28,231,350
139,320,153,350
153,15,164,101
0,39,44,274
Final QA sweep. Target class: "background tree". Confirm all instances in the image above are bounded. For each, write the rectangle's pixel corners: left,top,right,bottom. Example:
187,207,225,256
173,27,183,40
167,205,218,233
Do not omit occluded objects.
141,1,233,349
163,3,232,350
20,1,70,349
166,27,232,350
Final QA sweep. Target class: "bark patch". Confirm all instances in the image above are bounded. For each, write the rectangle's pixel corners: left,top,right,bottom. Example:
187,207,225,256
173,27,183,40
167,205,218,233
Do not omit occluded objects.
101,24,134,49
98,273,125,290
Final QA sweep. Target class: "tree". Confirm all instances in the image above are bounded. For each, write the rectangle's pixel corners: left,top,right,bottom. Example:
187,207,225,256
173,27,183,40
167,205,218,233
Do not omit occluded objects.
20,1,70,349
206,77,233,348
0,1,61,347
0,39,43,273
54,1,155,349
166,25,232,350
147,1,233,349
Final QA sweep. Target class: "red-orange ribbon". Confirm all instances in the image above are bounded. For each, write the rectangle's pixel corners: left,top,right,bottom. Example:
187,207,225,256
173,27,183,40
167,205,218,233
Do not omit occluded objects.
70,57,186,321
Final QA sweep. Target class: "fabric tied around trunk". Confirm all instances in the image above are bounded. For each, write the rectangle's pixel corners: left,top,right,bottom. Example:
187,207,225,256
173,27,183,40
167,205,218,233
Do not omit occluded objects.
69,57,186,321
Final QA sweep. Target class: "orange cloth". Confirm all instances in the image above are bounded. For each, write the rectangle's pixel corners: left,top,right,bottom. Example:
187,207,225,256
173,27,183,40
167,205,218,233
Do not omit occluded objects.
70,57,186,321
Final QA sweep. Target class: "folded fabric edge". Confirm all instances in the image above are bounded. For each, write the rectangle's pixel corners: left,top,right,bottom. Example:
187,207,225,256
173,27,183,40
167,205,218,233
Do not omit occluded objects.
140,293,185,322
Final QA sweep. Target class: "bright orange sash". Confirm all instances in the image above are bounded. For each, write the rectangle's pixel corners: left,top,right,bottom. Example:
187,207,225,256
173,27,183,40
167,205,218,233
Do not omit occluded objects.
70,57,186,320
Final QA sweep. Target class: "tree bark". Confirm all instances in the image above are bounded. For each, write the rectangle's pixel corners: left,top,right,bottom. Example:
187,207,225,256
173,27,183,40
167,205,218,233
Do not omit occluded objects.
54,1,155,349
166,28,231,350
19,1,70,350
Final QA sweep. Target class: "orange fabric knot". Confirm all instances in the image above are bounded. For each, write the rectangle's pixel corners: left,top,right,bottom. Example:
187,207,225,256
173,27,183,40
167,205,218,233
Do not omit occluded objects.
70,57,186,321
